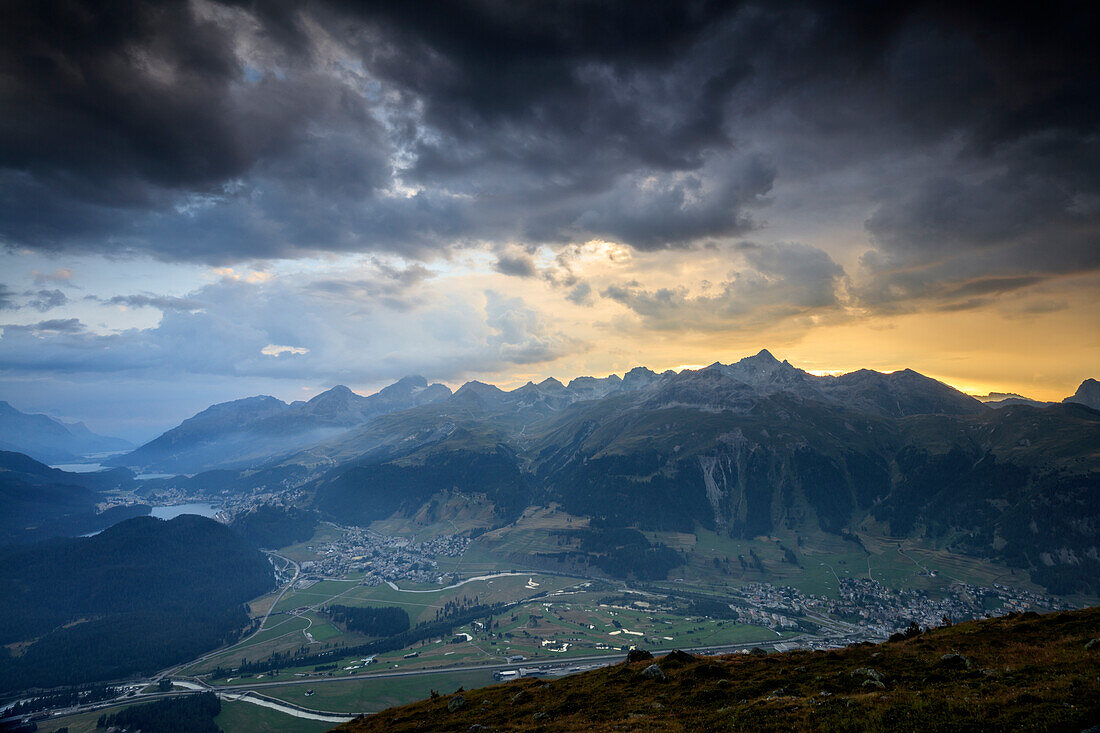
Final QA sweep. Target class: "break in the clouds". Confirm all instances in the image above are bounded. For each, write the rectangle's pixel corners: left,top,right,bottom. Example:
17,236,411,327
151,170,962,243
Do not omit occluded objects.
0,266,578,384
0,1,1097,435
601,242,846,331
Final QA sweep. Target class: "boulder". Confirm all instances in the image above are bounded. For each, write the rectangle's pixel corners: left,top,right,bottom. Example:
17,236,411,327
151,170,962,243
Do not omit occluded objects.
937,653,972,670
661,649,695,668
640,663,667,681
627,648,655,663
448,695,467,712
851,667,885,684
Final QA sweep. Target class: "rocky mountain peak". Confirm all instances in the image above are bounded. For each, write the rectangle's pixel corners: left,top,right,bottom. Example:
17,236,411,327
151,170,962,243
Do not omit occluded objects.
1064,378,1100,410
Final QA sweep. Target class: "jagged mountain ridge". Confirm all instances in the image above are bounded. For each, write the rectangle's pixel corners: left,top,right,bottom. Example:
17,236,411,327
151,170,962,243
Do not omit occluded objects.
111,350,995,474
102,352,1099,595
289,355,1097,595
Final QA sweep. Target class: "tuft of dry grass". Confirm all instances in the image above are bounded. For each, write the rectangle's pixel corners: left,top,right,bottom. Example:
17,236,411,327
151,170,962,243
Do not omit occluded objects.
336,607,1100,732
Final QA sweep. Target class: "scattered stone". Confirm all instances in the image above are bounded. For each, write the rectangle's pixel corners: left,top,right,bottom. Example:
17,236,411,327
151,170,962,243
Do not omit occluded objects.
1084,638,1100,650
715,679,730,687
532,711,547,720
627,648,655,663
851,667,885,684
480,699,493,708
937,653,973,670
448,695,467,712
640,663,667,681
509,690,526,704
467,726,489,732
862,679,886,691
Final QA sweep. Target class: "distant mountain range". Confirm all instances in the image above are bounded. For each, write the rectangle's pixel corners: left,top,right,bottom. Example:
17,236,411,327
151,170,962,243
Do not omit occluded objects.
105,375,451,472
8,351,1097,596
108,351,1009,474
98,350,1100,596
0,401,132,463
972,377,1100,410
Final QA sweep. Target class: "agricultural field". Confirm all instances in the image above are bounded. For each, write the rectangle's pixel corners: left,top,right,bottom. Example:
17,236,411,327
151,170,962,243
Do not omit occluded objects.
156,513,1086,725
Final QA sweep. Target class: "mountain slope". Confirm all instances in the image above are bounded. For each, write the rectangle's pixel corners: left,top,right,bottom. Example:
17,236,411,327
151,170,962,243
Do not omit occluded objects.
110,376,452,472
0,400,132,463
338,606,1100,733
297,358,1098,594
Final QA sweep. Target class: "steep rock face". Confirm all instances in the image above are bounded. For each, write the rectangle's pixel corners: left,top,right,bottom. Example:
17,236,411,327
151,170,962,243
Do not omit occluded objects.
1064,378,1100,410
530,394,895,537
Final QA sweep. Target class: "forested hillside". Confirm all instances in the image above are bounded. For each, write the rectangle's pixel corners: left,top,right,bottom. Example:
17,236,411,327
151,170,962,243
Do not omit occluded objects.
0,515,273,692
0,450,146,545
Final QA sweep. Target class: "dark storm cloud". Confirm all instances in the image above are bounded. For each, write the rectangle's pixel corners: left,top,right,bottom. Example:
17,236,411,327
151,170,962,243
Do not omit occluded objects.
0,0,1096,289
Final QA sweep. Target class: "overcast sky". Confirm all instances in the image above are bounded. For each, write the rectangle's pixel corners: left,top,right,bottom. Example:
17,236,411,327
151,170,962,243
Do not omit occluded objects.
1,0,1097,441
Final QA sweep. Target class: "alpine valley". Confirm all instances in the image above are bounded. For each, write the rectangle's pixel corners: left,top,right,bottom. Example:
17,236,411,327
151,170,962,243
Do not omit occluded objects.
3,351,1098,732
107,350,1100,597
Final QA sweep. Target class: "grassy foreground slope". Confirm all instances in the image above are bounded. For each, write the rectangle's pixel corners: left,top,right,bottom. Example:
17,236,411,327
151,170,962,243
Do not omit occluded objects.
338,606,1100,732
